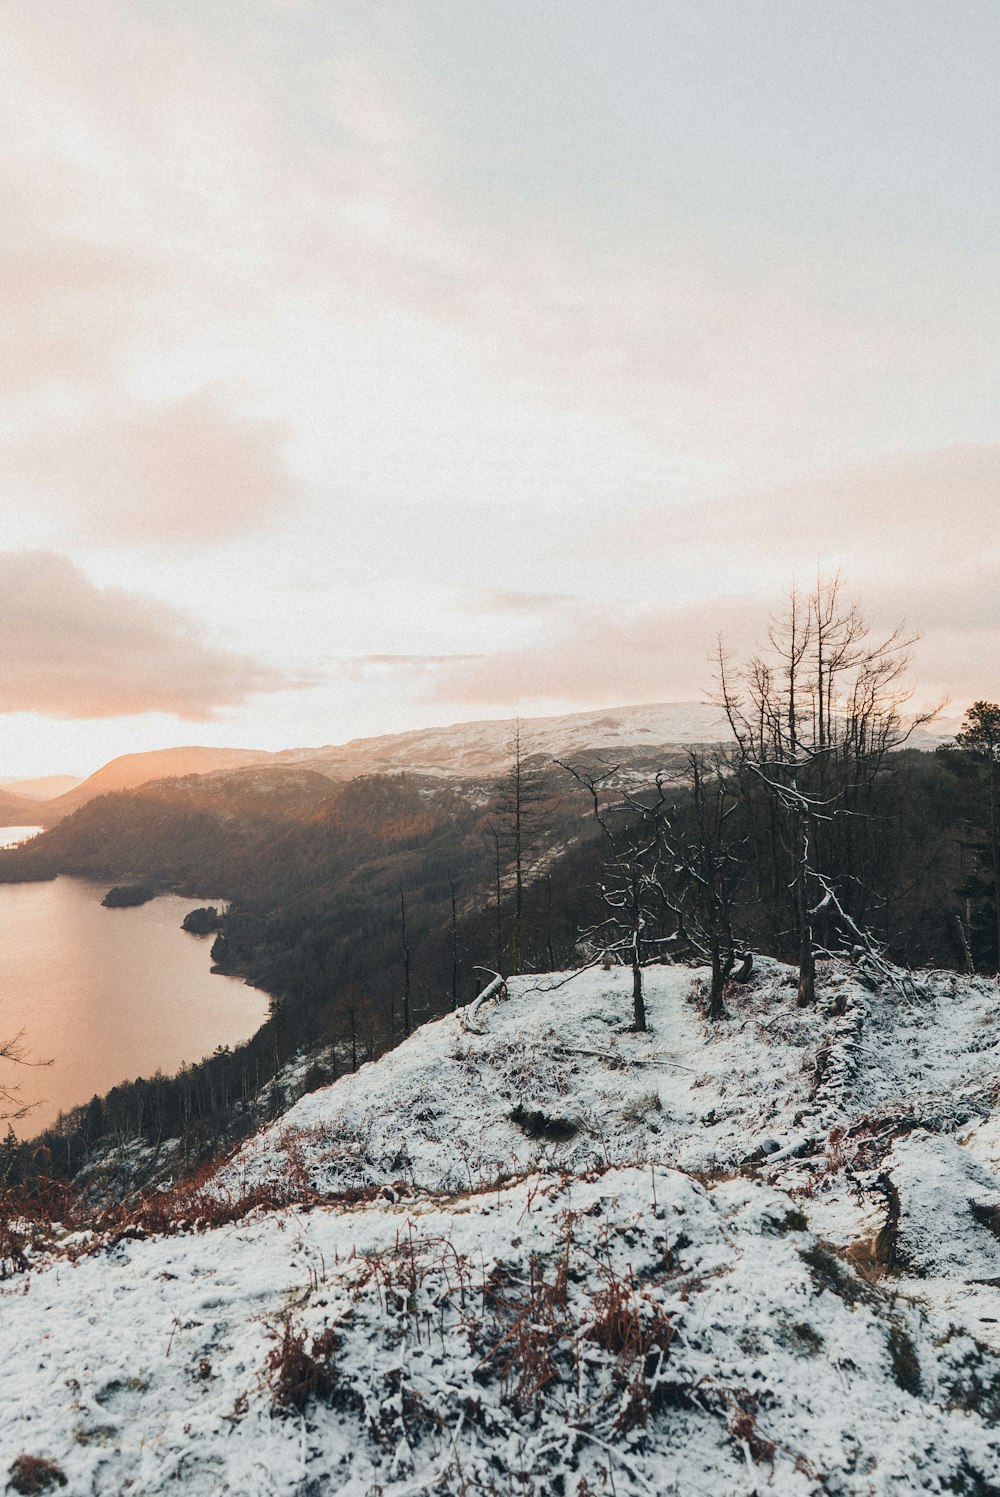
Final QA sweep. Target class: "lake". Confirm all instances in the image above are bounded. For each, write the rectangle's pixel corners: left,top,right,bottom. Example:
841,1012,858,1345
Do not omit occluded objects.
0,872,270,1137
0,826,44,848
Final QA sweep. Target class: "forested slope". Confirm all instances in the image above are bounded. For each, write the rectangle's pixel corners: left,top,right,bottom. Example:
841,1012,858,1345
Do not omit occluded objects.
1,720,997,1181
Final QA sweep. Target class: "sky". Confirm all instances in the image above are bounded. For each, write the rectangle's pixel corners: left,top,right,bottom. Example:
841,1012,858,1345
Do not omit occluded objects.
1,0,998,779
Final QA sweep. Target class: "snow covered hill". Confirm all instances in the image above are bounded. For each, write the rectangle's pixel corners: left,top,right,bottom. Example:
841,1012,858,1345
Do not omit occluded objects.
267,701,732,781
5,961,1000,1494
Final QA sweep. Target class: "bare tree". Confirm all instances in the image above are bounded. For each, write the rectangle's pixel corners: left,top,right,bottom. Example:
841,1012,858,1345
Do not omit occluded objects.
492,720,552,975
559,762,675,1032
0,1030,48,1124
400,888,411,1037
487,822,503,972
663,752,750,1020
716,577,927,1003
450,878,460,1011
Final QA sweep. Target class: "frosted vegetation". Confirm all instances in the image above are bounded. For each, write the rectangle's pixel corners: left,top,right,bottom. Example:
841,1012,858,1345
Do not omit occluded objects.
5,962,1000,1494
3,588,1000,1492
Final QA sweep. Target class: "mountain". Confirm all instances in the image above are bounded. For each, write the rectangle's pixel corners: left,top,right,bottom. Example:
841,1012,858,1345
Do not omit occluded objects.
272,701,731,781
5,959,1000,1493
23,701,956,828
272,701,958,782
0,787,50,827
44,745,275,818
8,705,720,827
0,774,82,800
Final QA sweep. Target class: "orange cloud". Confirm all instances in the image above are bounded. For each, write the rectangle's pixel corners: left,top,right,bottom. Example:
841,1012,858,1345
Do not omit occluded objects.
349,596,772,709
350,566,998,718
605,445,1000,576
11,390,300,542
0,198,150,396
0,551,304,719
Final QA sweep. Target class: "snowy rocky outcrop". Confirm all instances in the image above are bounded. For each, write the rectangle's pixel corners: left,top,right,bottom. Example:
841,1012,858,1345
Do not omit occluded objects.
5,961,1000,1494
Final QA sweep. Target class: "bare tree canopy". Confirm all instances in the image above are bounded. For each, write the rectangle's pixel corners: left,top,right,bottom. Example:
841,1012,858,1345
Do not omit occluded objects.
0,1030,49,1125
715,576,931,1004
557,761,675,1032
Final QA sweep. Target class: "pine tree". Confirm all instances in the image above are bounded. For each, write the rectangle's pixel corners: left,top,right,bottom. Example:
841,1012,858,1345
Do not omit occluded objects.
954,702,1000,970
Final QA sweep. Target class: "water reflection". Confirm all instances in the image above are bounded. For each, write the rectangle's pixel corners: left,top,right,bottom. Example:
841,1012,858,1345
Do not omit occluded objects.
0,874,269,1137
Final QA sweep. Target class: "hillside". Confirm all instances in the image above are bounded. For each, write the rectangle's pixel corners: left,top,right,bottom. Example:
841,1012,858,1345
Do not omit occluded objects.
0,704,726,830
10,704,723,827
45,746,274,818
272,701,734,781
11,701,958,830
0,774,82,801
5,961,1000,1494
0,788,46,827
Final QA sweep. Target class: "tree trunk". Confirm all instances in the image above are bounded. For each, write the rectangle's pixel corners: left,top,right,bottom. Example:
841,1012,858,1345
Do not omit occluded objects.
797,932,816,1007
400,889,411,1037
708,934,726,1020
632,956,646,1032
450,880,459,1011
990,758,1000,973
492,828,503,972
796,811,815,1006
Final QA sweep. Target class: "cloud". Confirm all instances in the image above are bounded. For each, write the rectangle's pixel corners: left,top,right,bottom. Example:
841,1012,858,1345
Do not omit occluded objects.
470,590,577,617
0,212,149,396
12,390,301,542
402,563,998,716
339,653,484,683
346,596,771,709
607,444,1000,579
560,444,1000,707
0,551,304,719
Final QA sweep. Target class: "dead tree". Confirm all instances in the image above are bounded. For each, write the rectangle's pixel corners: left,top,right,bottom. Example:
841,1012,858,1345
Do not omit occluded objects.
663,751,750,1020
487,822,503,972
716,576,928,1004
559,762,674,1032
492,720,552,975
0,1030,49,1124
400,889,411,1037
450,879,460,1010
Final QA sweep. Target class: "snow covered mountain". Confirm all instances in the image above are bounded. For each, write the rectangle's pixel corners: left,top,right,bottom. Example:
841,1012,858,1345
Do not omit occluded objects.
5,960,1000,1494
271,701,733,780
26,701,959,827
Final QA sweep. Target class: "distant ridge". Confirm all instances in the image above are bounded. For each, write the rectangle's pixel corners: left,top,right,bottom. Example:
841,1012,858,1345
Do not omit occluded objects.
0,787,47,826
0,774,83,801
17,702,960,827
270,701,732,781
45,746,274,818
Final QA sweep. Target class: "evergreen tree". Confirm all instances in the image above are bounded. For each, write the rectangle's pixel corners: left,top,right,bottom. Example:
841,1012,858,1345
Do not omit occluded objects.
953,702,1000,970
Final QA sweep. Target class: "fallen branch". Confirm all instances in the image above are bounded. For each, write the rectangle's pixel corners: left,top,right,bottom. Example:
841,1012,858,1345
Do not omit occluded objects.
463,969,507,1034
553,1044,695,1073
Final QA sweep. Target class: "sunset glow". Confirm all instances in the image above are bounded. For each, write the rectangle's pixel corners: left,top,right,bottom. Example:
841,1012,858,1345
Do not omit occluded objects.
2,0,997,776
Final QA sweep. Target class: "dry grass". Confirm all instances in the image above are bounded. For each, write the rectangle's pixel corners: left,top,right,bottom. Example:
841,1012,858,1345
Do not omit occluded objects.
7,1454,67,1494
0,1155,386,1275
264,1319,345,1416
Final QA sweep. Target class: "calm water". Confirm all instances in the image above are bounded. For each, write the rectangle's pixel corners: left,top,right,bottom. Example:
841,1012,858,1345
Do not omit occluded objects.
0,873,269,1137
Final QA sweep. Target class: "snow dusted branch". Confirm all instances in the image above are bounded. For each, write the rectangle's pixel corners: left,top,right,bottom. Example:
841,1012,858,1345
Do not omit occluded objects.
463,968,508,1035
808,871,917,1002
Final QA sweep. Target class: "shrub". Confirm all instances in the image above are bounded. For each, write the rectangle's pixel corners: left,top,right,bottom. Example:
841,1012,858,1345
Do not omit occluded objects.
264,1318,362,1417
7,1455,67,1494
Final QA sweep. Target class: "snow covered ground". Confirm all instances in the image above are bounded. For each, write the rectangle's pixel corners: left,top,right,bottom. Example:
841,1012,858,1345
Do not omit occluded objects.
4,961,1000,1494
